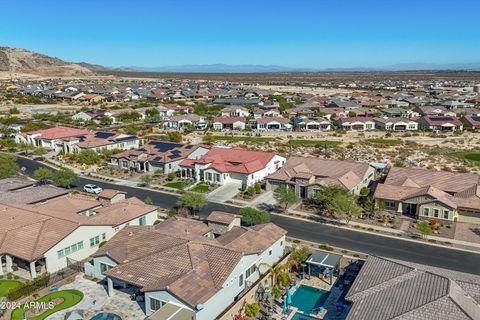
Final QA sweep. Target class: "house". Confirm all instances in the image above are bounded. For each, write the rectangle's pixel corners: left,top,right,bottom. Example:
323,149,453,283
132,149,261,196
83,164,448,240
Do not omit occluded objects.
266,157,376,199
345,255,480,320
212,116,246,130
418,115,463,131
179,147,286,187
0,178,69,204
380,107,411,118
206,211,241,237
213,98,263,106
0,194,159,279
461,115,480,131
255,117,292,131
163,114,208,130
220,105,250,117
318,107,347,120
87,216,287,320
284,107,315,118
327,99,361,110
15,126,90,152
68,132,140,154
252,108,281,119
334,117,376,131
374,167,480,224
293,116,332,131
110,141,209,174
373,117,418,131
72,110,113,124
413,105,456,117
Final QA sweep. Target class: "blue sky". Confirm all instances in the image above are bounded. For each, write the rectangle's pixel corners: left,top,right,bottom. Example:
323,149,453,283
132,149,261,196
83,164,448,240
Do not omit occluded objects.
1,0,479,68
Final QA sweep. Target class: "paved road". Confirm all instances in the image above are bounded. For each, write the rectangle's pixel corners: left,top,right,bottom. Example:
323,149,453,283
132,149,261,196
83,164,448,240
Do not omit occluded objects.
16,156,480,275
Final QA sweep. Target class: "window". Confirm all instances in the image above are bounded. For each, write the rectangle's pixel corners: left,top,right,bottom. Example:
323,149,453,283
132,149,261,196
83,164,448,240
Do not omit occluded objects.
150,298,165,312
102,233,106,241
239,274,244,287
215,173,220,182
57,249,65,258
57,241,83,258
139,216,146,226
121,160,128,168
269,250,272,256
100,263,113,275
206,172,212,181
443,210,449,219
423,208,430,216
433,209,439,218
280,241,283,246
90,235,101,247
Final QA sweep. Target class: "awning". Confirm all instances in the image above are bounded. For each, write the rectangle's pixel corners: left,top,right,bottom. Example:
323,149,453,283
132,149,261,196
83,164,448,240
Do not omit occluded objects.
147,302,196,320
306,251,342,269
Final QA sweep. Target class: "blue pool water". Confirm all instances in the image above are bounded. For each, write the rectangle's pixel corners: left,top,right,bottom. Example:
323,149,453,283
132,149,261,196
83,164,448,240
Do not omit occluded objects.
90,313,122,320
290,285,330,314
291,313,321,320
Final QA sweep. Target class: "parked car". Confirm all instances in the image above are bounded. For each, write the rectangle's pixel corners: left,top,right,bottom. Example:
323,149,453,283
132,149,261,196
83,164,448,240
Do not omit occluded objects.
33,156,46,161
83,184,103,194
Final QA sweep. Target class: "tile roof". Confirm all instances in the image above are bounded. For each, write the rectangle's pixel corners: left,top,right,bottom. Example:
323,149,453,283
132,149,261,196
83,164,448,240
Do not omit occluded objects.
346,256,480,320
0,184,69,204
267,157,370,191
96,218,285,308
181,147,278,174
206,211,238,225
22,126,89,140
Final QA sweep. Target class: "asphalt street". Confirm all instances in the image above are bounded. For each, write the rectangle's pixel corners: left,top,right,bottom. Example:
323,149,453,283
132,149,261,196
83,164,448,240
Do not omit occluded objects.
16,156,480,275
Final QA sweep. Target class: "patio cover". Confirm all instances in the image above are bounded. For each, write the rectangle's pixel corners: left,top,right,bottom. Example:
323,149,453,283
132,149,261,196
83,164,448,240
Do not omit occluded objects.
306,251,342,269
147,302,196,320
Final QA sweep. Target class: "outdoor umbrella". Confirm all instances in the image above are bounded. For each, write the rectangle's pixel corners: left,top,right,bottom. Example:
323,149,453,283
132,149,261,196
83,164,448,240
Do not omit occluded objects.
287,289,292,304
283,298,287,313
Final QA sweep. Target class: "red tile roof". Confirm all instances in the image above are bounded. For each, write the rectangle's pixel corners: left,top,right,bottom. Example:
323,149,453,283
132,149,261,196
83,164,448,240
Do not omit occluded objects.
23,126,89,140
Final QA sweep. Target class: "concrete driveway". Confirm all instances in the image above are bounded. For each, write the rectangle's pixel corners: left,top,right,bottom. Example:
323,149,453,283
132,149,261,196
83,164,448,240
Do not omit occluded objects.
207,180,242,203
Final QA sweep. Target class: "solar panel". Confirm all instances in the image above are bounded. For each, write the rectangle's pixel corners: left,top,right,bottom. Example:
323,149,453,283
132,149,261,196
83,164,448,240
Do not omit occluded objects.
94,132,116,139
431,117,453,121
115,136,135,142
471,116,480,122
148,141,183,153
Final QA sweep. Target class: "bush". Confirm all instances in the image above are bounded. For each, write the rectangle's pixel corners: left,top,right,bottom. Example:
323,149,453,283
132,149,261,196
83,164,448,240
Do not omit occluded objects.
239,207,270,226
167,172,176,181
318,244,334,251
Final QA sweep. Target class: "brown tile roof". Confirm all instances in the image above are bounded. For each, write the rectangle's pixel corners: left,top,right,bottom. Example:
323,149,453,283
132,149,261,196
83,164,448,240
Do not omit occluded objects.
267,157,370,191
89,197,157,226
345,256,480,320
97,218,286,308
206,211,238,225
98,189,126,199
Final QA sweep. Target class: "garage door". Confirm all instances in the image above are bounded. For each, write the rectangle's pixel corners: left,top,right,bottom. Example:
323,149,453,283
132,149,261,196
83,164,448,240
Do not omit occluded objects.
457,214,480,224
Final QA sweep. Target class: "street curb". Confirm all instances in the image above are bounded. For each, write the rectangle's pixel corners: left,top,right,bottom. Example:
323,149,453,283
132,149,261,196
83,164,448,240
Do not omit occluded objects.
271,212,480,255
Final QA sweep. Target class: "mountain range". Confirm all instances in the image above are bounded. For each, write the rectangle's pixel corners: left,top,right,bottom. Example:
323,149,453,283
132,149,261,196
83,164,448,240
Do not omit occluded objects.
1,46,480,76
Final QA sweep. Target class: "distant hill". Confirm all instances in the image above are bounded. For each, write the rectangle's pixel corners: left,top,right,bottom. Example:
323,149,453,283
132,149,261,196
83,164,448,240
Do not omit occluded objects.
126,64,313,73
0,47,103,76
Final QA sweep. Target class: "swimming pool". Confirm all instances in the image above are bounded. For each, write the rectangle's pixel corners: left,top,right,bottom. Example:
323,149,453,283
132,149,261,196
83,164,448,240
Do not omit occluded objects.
90,313,122,320
290,285,330,314
291,313,321,320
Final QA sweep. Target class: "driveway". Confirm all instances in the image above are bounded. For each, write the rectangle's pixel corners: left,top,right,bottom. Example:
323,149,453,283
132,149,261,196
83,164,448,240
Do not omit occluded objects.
454,222,480,244
207,180,242,203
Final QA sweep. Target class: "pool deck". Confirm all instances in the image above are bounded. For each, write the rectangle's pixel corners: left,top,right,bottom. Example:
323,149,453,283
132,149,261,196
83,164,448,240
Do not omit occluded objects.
47,274,146,320
299,275,337,291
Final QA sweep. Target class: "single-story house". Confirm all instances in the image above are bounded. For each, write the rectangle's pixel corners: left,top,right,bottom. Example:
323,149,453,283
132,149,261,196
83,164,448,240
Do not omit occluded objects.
110,141,209,174
212,116,246,130
293,116,332,131
461,115,480,131
220,105,250,117
179,147,286,187
373,117,418,131
418,115,463,131
334,117,376,131
0,194,159,279
87,216,287,320
374,167,480,224
163,114,208,130
266,157,376,199
255,117,292,131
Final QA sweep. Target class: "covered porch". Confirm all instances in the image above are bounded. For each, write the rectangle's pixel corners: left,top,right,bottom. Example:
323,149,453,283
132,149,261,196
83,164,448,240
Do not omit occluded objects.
305,251,342,286
0,254,46,280
147,302,195,320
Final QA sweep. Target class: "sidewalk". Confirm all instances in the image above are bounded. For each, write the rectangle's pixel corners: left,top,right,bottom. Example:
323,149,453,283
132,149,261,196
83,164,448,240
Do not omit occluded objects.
286,208,480,253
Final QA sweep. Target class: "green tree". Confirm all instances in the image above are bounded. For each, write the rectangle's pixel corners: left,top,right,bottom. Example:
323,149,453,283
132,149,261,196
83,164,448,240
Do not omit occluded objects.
76,149,101,165
140,175,153,186
0,153,19,178
32,147,47,156
244,303,260,318
99,116,113,126
316,186,363,224
418,221,433,239
176,191,207,215
33,167,53,183
0,138,17,150
362,196,385,219
52,168,79,188
289,246,311,270
144,196,153,205
239,207,270,226
124,124,139,135
273,185,299,211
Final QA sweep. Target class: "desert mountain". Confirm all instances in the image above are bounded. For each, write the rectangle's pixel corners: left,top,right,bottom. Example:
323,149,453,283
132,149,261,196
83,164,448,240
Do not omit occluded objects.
0,47,106,76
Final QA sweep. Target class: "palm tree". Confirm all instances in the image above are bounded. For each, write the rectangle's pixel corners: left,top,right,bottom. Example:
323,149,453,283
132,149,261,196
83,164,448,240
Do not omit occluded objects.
258,262,291,288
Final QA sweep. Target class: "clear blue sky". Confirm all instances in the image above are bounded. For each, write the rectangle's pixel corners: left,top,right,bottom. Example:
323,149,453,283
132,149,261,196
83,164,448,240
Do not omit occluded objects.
1,0,479,68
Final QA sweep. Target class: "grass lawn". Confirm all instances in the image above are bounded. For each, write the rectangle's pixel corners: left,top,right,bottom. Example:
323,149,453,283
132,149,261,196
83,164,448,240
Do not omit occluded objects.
366,138,403,145
451,151,480,164
203,135,274,143
10,289,83,320
164,181,187,189
288,139,341,147
191,184,209,193
0,279,22,297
